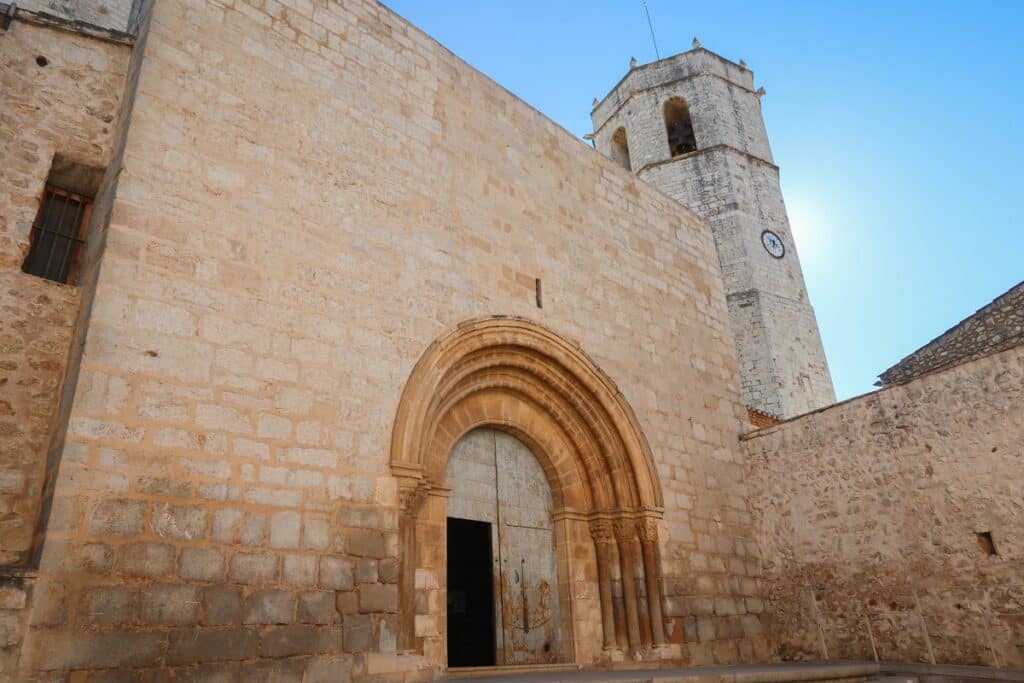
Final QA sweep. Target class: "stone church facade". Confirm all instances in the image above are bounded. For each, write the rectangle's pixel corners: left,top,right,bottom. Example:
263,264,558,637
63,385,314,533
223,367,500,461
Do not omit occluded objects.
0,1,1020,680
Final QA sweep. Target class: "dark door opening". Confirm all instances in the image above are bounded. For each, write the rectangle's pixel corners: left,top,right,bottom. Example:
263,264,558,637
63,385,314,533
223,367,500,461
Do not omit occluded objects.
447,517,496,667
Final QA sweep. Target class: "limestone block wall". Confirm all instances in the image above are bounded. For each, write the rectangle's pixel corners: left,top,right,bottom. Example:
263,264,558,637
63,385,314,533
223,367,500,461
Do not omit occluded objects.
744,343,1024,667
0,21,129,565
755,291,835,418
16,0,136,33
14,0,769,678
641,150,809,303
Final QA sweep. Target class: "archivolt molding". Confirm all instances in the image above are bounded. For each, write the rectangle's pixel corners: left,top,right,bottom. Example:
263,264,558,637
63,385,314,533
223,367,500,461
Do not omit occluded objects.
390,315,664,516
390,316,669,657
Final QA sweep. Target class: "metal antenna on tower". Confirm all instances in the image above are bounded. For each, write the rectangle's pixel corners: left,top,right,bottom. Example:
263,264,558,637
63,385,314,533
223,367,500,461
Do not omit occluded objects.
641,0,660,59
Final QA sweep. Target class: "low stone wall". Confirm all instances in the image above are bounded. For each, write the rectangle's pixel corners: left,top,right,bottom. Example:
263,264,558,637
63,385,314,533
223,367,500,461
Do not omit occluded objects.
745,343,1024,667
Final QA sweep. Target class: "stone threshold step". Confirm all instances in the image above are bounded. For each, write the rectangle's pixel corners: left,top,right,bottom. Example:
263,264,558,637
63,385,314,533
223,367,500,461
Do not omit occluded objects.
445,660,880,683
879,662,1024,683
448,664,581,679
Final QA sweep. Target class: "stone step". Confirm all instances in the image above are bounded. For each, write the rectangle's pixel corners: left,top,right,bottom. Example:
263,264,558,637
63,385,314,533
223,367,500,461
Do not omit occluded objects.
446,661,881,683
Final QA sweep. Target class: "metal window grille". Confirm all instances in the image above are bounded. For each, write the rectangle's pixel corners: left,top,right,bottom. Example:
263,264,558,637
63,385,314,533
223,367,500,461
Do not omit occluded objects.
22,186,91,284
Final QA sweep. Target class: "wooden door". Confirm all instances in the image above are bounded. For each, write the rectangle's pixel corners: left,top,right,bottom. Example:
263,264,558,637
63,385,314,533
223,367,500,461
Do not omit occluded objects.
446,429,562,666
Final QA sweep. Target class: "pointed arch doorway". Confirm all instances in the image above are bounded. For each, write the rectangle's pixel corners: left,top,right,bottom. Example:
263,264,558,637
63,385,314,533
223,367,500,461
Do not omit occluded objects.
391,317,668,669
445,428,563,666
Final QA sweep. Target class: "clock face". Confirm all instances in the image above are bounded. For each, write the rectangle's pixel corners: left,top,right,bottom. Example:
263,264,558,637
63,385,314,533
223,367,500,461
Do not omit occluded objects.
761,230,785,258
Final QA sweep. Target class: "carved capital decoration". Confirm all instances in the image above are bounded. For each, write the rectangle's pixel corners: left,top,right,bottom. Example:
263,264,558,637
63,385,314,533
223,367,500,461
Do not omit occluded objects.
636,517,659,542
589,519,614,545
613,518,636,542
398,480,431,518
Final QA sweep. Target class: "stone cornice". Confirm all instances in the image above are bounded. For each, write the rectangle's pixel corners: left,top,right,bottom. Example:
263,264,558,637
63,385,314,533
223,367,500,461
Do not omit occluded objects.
0,2,134,44
593,69,759,135
636,143,778,174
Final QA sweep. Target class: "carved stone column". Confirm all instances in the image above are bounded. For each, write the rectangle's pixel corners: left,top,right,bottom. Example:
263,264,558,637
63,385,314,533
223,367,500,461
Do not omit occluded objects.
397,480,429,651
589,518,618,651
637,517,666,647
613,518,642,649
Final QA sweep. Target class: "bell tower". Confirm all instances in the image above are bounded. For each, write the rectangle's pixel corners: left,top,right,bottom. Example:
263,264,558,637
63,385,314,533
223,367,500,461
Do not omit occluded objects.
591,43,835,418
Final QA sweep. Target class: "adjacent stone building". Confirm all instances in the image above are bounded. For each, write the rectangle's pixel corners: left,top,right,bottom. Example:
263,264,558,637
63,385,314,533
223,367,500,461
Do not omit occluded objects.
745,341,1023,667
878,280,1024,386
0,0,1020,680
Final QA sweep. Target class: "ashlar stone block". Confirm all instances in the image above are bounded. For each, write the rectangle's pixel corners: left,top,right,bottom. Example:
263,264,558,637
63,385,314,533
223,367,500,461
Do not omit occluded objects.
244,589,295,624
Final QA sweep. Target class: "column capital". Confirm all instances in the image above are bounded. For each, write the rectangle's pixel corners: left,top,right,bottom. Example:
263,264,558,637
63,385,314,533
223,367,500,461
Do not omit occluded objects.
398,480,431,517
613,518,636,542
636,517,659,542
589,518,614,545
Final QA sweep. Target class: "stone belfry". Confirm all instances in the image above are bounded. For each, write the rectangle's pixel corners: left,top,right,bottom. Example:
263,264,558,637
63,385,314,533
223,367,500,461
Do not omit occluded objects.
591,41,835,418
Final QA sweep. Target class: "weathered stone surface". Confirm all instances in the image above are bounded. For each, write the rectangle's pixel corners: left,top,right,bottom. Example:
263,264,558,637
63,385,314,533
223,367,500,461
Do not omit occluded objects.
228,552,278,585
35,632,166,670
18,0,135,31
378,559,399,585
269,510,300,549
168,662,241,682
0,20,130,564
342,614,374,653
283,554,317,587
335,592,359,616
304,655,353,683
180,547,225,582
116,542,176,578
346,529,387,559
166,627,259,665
151,503,208,540
30,580,67,626
298,591,338,625
358,584,398,614
88,498,146,536
247,658,305,683
201,586,243,626
212,509,268,547
0,613,22,648
0,586,27,610
139,584,199,625
243,589,295,624
355,559,378,584
746,344,1024,667
302,515,331,551
319,556,354,591
79,585,135,625
259,624,318,657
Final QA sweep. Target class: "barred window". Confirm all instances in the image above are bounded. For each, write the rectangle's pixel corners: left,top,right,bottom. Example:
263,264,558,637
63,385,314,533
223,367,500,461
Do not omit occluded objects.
22,186,91,284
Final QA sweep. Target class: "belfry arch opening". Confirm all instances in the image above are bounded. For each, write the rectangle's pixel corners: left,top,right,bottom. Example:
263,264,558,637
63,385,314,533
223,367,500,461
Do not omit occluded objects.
664,97,697,156
390,317,667,667
610,127,632,171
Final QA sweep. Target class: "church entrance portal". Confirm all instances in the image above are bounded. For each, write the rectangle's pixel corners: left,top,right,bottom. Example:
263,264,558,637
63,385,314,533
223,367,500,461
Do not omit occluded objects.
445,428,562,667
391,317,668,667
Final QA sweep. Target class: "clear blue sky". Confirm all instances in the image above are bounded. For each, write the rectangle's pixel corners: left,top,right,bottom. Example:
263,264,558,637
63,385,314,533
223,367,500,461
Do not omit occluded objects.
384,1,1024,401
